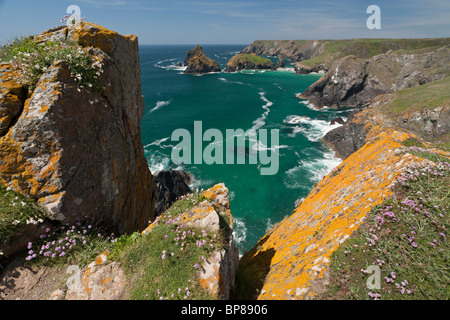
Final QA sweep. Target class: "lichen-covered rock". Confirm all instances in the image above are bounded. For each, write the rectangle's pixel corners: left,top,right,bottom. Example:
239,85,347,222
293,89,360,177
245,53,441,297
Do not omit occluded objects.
183,45,221,74
142,183,239,299
0,63,27,136
51,251,126,300
197,183,238,299
239,130,433,300
0,22,155,238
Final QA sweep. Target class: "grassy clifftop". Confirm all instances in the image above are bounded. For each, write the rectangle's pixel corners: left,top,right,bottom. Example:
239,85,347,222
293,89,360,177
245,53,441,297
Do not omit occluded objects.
243,38,450,70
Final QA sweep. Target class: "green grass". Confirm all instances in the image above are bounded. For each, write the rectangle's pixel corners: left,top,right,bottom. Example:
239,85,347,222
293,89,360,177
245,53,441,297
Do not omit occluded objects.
0,36,102,92
401,137,426,148
112,192,227,300
0,184,46,248
300,38,450,68
381,76,450,115
318,158,450,300
242,54,272,65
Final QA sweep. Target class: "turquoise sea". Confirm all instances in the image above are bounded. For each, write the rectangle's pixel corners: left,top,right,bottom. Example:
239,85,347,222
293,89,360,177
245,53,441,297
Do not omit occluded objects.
139,45,353,255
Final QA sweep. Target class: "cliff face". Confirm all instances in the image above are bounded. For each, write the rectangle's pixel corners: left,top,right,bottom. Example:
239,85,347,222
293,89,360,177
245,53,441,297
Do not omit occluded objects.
242,40,326,62
225,53,276,72
298,45,450,108
183,45,221,74
324,76,450,159
0,23,154,236
243,38,450,71
153,169,192,219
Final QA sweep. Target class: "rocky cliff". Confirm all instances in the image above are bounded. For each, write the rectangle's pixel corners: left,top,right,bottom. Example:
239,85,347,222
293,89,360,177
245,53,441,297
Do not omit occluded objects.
242,40,326,62
298,45,450,109
324,76,450,159
183,45,221,74
243,38,450,71
51,184,237,300
237,40,450,300
225,53,276,72
0,22,155,254
239,127,449,299
153,169,192,219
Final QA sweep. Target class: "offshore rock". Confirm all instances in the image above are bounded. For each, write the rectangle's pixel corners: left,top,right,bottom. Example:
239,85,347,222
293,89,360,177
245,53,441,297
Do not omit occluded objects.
153,169,192,219
225,53,276,72
0,22,155,239
183,45,221,74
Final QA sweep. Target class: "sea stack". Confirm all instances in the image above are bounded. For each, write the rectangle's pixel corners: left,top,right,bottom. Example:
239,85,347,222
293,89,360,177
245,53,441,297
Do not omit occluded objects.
183,45,221,74
225,53,276,72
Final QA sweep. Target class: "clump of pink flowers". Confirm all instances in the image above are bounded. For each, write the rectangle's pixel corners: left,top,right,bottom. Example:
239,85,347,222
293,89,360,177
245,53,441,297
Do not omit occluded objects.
25,222,97,262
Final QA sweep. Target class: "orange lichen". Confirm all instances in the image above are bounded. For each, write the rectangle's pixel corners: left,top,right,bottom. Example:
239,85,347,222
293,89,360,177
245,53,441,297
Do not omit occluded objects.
240,130,429,300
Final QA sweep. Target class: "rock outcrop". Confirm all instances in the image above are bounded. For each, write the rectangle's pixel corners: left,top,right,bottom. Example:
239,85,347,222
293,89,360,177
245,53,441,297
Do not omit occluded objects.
298,45,450,108
239,129,440,300
243,38,450,71
0,22,155,243
51,251,126,300
324,79,450,159
242,40,326,62
225,53,276,72
153,169,192,219
183,45,221,74
143,183,239,300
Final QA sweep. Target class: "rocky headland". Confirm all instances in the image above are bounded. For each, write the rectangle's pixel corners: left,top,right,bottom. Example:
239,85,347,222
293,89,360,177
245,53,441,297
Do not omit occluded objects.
298,45,450,109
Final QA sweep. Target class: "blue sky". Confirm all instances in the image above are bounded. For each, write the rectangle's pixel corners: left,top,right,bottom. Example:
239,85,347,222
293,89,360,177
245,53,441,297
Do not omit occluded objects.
0,0,449,45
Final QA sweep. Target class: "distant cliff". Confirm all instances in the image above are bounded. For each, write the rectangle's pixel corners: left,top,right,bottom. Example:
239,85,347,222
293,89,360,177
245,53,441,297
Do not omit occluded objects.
298,45,450,109
242,38,450,71
0,23,155,258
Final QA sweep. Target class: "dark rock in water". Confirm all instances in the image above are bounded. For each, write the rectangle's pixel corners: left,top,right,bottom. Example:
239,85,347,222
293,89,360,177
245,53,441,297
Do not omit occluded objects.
175,61,182,67
330,116,345,125
323,111,367,159
153,169,192,218
183,45,221,74
277,56,285,68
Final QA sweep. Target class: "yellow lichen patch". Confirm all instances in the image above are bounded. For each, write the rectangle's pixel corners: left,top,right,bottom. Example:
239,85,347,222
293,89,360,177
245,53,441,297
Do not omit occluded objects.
240,130,427,300
72,22,125,55
202,184,223,201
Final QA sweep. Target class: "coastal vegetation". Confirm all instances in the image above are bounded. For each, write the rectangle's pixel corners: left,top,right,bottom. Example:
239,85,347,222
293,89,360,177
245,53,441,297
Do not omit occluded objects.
0,185,45,249
0,36,102,91
319,157,449,300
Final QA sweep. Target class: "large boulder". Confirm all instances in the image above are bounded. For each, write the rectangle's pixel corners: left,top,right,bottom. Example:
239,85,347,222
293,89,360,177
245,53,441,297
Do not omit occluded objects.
0,22,155,237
